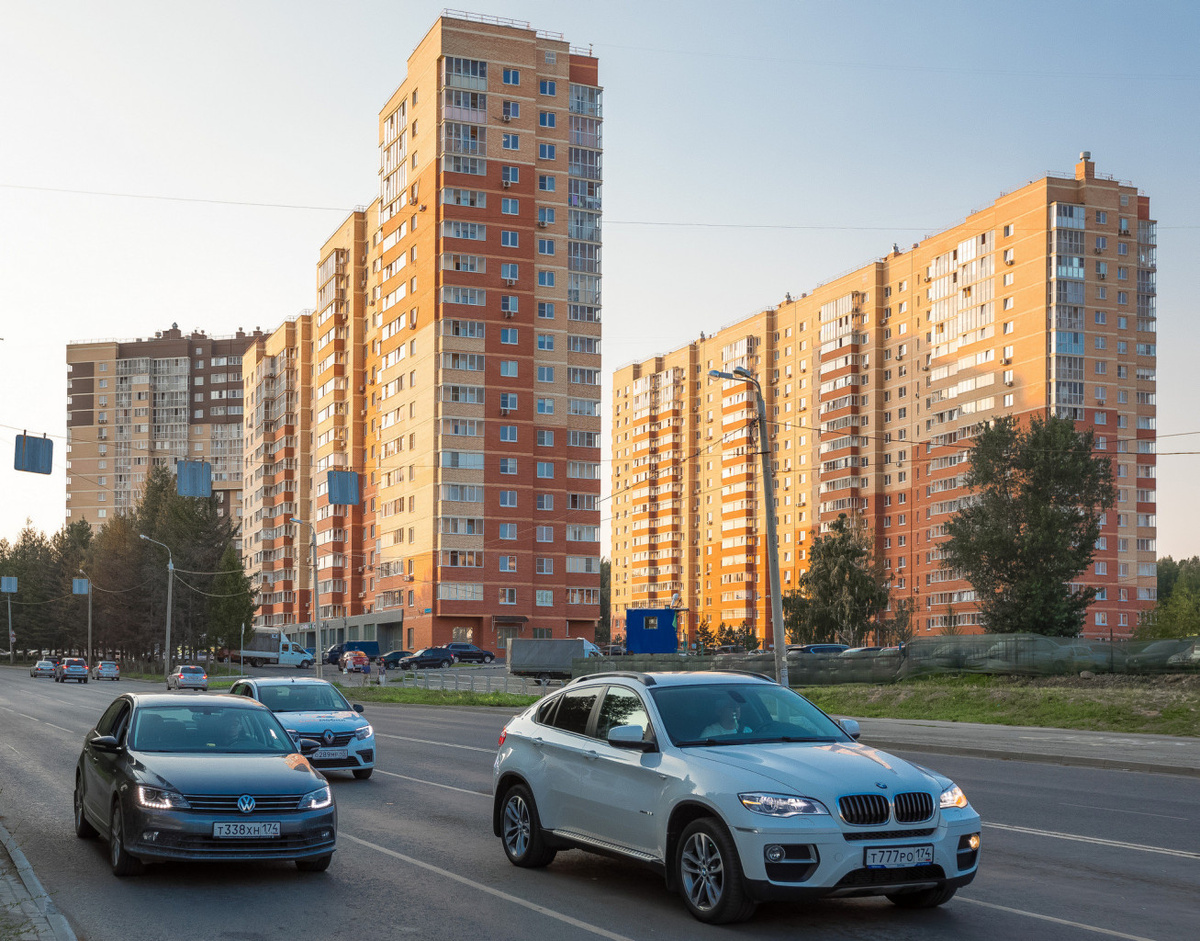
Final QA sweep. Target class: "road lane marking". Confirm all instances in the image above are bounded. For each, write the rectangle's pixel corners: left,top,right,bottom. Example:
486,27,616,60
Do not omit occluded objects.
984,822,1200,859
376,733,494,754
15,713,41,722
960,897,1162,941
344,832,640,941
45,723,76,734
374,769,489,797
1061,802,1188,821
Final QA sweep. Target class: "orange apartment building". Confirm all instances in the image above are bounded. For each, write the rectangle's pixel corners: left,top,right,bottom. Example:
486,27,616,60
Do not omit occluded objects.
66,326,263,538
243,13,603,655
612,154,1156,643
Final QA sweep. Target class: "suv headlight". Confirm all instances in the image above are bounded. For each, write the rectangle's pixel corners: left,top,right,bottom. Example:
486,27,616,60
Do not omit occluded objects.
739,793,829,817
355,724,373,741
940,784,969,809
136,786,191,810
299,786,333,810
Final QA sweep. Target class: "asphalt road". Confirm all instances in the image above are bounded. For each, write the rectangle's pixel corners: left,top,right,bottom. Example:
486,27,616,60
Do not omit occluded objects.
0,665,1196,941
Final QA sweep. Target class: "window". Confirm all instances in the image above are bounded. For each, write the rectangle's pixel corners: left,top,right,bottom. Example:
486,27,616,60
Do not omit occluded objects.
538,302,555,319
1096,211,1108,224
499,458,517,474
499,556,516,572
500,360,518,377
501,262,519,279
502,101,520,119
536,589,553,607
538,175,556,192
1003,224,1013,237
1096,236,1108,251
539,111,556,128
537,365,555,382
538,238,555,255
502,68,520,85
539,143,557,160
536,558,553,574
499,524,517,540
536,526,554,542
537,398,554,414
1094,310,1107,325
502,134,519,150
499,490,517,507
538,207,556,225
1003,393,1014,407
501,197,519,214
501,165,519,184
499,425,517,442
537,494,553,510
538,271,556,286
500,295,518,313
540,79,557,95
1118,291,1128,305
501,230,519,247
500,392,518,410
537,333,554,350
500,327,518,344
536,461,554,478
499,587,517,604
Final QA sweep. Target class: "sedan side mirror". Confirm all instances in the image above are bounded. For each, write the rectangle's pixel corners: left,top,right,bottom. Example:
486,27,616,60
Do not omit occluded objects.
91,735,123,753
838,718,861,740
607,724,656,753
297,738,322,756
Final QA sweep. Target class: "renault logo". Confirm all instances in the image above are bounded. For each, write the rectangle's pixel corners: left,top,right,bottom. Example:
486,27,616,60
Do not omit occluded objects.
323,730,335,745
238,794,256,814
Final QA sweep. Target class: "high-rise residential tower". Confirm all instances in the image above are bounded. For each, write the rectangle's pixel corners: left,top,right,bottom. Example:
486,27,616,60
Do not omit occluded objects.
612,155,1155,643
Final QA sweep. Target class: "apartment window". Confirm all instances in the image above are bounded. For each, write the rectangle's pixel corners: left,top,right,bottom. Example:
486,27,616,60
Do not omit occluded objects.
539,143,557,160
539,79,556,95
537,366,555,382
1003,248,1014,263
499,490,517,507
1003,322,1014,334
539,111,556,128
1097,286,1107,299
500,327,518,344
1118,243,1128,256
536,590,553,607
499,587,517,604
502,101,520,119
1118,266,1129,281
1118,291,1128,305
538,271,556,287
1094,336,1107,350
499,524,517,540
538,174,556,192
499,556,516,572
499,392,517,410
537,494,553,510
502,134,519,150
1096,211,1108,224
1003,298,1014,310
501,197,519,215
537,333,554,351
536,461,554,478
1003,224,1013,237
538,207,556,225
1095,236,1108,251
500,295,518,313
1095,310,1107,325
537,398,554,415
499,458,517,474
536,558,553,574
537,430,554,446
499,425,517,442
501,230,519,247
537,302,555,318
538,238,555,255
1003,393,1014,407
500,360,518,377
536,526,554,542
501,165,519,184
502,68,520,85
501,262,519,280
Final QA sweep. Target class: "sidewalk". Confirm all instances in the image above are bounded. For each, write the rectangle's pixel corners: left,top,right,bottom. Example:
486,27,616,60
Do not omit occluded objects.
0,821,75,941
856,716,1200,778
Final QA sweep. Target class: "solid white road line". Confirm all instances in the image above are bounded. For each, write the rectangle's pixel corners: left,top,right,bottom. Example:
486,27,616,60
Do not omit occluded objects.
344,832,641,941
960,897,1163,941
1061,801,1189,822
45,723,76,734
375,732,494,754
374,768,490,797
984,822,1200,860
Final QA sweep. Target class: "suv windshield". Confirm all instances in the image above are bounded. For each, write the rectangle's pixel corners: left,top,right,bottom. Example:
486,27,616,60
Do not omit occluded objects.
650,683,850,746
256,683,351,713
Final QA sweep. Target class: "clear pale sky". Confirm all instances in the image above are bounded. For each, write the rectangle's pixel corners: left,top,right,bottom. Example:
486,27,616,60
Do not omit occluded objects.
2,0,1198,560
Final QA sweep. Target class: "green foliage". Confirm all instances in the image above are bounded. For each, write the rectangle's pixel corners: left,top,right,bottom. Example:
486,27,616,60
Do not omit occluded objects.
1135,585,1200,639
941,414,1115,637
1157,556,1200,607
694,616,715,654
597,557,611,642
784,514,889,646
879,597,915,646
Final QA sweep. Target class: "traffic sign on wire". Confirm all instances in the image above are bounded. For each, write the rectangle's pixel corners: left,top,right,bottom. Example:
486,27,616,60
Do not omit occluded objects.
14,434,53,474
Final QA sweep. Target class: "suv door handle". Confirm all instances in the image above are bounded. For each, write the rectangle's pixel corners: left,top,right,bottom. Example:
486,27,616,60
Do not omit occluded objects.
584,750,599,761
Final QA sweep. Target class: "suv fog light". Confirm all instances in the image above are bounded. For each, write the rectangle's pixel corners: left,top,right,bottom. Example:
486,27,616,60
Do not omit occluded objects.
967,833,981,850
765,844,785,863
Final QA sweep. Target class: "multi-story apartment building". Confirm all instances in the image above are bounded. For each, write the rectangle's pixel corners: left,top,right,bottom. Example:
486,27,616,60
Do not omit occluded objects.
66,325,262,534
612,154,1156,642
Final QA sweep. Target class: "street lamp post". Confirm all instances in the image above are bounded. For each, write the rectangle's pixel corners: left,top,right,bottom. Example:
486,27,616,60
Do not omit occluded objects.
290,517,322,680
709,366,789,688
139,535,174,680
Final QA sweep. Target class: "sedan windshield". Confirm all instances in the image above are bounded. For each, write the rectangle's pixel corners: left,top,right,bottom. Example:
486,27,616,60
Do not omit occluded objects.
650,683,851,746
130,705,296,754
256,683,351,713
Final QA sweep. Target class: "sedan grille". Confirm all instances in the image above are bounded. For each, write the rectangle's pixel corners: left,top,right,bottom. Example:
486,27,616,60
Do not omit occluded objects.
894,792,935,823
293,731,355,747
838,794,890,826
182,794,306,813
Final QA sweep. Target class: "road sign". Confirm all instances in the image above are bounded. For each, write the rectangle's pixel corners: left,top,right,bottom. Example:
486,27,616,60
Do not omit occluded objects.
0,577,16,593
73,578,90,594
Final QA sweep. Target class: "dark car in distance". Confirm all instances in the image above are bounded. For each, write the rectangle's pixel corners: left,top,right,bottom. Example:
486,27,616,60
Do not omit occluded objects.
397,648,455,670
787,644,850,656
73,693,336,876
380,650,414,671
445,643,495,664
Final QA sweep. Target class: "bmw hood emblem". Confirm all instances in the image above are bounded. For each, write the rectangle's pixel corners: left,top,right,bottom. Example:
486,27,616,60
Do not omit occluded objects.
875,782,888,790
238,794,256,814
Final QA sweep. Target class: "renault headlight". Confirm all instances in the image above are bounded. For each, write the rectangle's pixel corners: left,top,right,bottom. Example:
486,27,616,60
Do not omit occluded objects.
136,786,191,810
739,793,829,817
299,786,333,810
939,784,969,809
355,724,373,741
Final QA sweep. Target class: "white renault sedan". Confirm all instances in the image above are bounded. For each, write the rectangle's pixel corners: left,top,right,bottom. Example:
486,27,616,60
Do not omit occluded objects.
228,677,375,780
493,671,980,924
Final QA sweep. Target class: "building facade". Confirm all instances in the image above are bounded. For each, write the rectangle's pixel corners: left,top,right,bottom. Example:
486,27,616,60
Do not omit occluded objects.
66,325,262,535
611,155,1156,642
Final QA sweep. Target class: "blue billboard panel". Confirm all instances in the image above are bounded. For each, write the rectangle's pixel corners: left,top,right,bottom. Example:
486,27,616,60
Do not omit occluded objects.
327,470,360,506
176,460,213,497
14,435,53,474
625,608,680,654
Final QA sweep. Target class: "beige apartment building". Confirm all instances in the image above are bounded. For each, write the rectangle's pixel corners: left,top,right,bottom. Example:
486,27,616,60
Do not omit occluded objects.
239,13,603,655
66,325,262,536
612,154,1156,643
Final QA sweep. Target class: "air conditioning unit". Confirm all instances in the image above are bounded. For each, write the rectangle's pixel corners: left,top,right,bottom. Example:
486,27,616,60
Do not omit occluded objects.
503,310,515,318
1005,259,1014,266
409,196,418,206
502,180,511,188
358,591,366,598
1098,273,1106,280
1001,357,1011,365
536,221,547,228
504,278,517,285
1094,247,1103,254
1005,380,1014,387
500,408,510,416
501,114,511,123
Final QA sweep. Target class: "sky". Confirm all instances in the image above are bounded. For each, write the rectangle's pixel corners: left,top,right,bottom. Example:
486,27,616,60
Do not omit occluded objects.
2,0,1198,560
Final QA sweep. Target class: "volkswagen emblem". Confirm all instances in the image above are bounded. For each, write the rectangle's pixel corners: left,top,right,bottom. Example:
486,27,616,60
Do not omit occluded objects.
323,729,335,745
237,794,256,814
875,782,888,790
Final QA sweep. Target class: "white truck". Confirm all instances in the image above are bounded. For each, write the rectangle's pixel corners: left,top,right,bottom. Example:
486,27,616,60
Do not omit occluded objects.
226,631,314,669
507,638,601,685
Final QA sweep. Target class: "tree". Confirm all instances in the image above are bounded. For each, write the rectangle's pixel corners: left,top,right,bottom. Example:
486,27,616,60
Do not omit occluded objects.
1134,585,1200,640
207,545,258,655
940,414,1114,637
597,558,611,643
694,616,715,654
1157,556,1200,608
733,621,761,652
879,597,915,647
784,514,889,646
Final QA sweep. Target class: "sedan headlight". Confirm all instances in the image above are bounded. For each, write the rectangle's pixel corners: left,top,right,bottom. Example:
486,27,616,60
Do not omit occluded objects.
739,792,829,817
136,786,191,810
354,724,373,741
940,784,969,809
299,786,333,810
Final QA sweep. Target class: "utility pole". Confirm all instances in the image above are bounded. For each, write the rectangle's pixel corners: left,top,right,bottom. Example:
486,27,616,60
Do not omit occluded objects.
140,535,174,680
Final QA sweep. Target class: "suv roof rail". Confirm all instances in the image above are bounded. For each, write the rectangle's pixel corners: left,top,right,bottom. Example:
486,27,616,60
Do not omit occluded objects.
709,669,776,682
568,671,657,686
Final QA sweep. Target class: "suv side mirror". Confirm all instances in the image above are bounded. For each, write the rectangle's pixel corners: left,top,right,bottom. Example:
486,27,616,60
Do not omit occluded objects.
608,724,656,752
353,703,364,714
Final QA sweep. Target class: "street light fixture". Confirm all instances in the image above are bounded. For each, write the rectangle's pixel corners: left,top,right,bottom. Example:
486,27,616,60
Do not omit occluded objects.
290,517,322,680
709,366,789,688
139,534,174,680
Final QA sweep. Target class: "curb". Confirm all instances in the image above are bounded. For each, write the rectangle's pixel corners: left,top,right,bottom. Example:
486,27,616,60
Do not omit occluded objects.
864,737,1200,779
0,821,76,941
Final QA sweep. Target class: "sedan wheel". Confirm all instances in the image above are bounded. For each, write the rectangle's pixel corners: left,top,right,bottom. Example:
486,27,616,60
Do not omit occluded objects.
74,776,96,839
676,819,756,924
483,655,494,664
500,784,556,868
109,802,143,876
